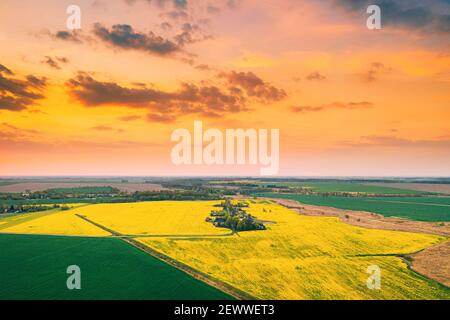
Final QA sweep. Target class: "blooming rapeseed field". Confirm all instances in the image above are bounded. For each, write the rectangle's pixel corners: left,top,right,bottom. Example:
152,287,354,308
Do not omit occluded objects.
0,201,228,236
138,201,449,299
0,205,109,236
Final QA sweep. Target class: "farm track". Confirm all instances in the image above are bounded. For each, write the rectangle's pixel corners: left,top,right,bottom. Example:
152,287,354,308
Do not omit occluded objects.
74,214,253,300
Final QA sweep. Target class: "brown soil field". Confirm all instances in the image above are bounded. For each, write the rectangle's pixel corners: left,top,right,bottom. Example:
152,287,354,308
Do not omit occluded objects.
365,182,450,195
410,241,450,287
267,198,450,288
266,198,450,237
0,182,166,193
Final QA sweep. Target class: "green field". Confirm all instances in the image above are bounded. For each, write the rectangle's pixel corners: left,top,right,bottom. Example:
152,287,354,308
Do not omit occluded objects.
257,182,425,194
258,193,450,221
0,234,232,300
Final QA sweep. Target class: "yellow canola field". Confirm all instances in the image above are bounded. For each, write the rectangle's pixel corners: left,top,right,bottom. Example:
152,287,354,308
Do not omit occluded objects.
77,201,228,235
139,201,449,300
0,201,228,237
0,205,109,237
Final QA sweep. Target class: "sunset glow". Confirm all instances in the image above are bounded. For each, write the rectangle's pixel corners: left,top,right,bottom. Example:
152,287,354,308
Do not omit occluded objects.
1,0,449,176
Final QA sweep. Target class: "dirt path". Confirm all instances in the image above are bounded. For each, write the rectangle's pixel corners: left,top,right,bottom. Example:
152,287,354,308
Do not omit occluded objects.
267,197,450,288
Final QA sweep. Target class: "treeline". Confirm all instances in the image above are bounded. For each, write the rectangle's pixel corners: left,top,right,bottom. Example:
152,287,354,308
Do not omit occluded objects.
0,189,224,206
132,190,221,201
0,187,122,201
0,204,70,214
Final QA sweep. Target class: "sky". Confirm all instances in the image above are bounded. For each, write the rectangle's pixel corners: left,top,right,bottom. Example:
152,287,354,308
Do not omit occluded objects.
0,0,449,177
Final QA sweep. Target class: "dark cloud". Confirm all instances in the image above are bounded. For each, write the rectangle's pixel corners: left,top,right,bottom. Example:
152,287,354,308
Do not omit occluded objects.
147,113,177,122
66,72,172,106
93,23,181,56
42,56,69,70
161,22,173,31
174,23,212,46
125,0,187,9
66,70,286,122
54,30,83,43
164,10,189,20
0,64,13,75
220,71,287,103
291,101,373,113
336,0,450,34
305,72,327,81
0,64,47,111
362,62,392,82
226,0,242,10
91,125,124,132
26,75,47,88
118,115,142,121
195,64,212,71
207,5,221,15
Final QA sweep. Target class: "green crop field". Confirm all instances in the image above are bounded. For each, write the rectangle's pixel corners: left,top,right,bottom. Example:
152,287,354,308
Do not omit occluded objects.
0,234,232,300
258,193,450,222
258,182,425,194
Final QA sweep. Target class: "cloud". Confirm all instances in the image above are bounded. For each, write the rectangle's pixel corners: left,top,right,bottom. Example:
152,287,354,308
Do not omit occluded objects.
42,56,69,70
220,71,287,103
125,0,187,9
305,71,327,81
0,64,13,75
174,22,213,46
341,135,450,149
66,70,287,121
335,0,450,34
66,72,172,106
91,23,211,62
164,10,189,20
93,23,181,56
1,123,41,136
207,5,221,15
53,30,83,43
291,101,373,113
362,62,392,82
118,115,142,121
0,64,47,111
226,0,242,10
146,113,177,122
91,125,124,132
195,64,213,71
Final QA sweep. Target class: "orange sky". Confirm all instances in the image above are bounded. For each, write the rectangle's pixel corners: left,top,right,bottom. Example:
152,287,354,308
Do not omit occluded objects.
0,0,449,176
